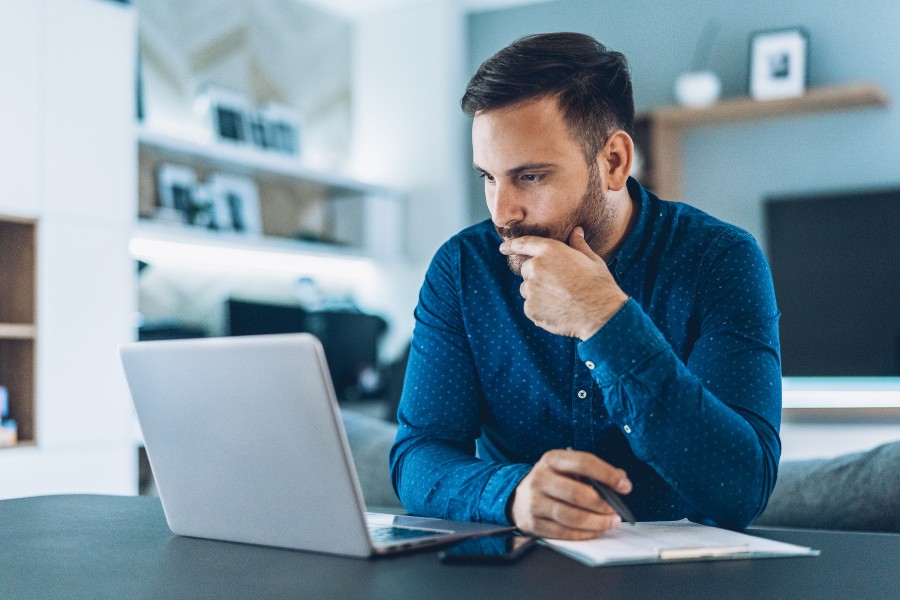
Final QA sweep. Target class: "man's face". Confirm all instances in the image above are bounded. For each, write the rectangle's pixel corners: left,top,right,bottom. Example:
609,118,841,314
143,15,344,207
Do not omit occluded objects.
472,97,615,275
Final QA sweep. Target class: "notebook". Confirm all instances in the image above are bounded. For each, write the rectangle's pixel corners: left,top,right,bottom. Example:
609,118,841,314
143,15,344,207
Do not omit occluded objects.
544,519,819,567
120,333,510,558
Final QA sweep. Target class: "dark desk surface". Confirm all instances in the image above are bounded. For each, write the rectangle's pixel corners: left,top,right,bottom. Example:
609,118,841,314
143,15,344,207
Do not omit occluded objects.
2,494,898,600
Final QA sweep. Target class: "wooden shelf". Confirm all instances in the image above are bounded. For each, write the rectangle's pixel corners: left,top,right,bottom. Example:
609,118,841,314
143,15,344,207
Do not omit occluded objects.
0,324,36,339
0,217,36,325
635,83,891,200
650,83,889,127
0,216,36,447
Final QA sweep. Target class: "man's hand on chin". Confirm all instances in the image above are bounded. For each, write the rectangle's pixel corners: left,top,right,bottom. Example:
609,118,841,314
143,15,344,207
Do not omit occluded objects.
500,226,627,340
507,449,632,540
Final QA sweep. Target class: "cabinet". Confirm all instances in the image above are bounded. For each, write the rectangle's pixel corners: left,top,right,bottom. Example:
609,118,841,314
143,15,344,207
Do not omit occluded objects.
0,0,137,499
0,217,36,445
633,83,890,200
136,128,403,263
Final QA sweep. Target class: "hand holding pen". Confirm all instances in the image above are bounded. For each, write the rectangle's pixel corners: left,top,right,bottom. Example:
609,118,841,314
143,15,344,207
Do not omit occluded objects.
508,447,634,540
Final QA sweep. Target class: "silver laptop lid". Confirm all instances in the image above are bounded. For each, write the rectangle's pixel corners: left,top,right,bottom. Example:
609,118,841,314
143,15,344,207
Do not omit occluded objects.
120,334,374,557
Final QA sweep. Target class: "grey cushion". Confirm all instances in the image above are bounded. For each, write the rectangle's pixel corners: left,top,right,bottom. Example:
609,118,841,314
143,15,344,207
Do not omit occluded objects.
755,441,900,533
340,409,403,509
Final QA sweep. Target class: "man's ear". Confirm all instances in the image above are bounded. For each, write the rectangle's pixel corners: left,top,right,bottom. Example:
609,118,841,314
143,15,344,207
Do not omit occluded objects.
597,130,633,191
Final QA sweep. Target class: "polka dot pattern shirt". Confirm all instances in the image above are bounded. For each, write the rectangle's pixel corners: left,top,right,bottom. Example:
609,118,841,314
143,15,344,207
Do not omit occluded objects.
389,178,782,530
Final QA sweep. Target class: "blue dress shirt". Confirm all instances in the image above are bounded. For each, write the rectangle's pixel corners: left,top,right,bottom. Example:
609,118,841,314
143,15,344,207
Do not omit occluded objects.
390,178,781,530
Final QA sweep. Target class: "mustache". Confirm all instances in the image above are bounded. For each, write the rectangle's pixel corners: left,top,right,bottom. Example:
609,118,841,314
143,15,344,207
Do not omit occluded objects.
494,223,554,240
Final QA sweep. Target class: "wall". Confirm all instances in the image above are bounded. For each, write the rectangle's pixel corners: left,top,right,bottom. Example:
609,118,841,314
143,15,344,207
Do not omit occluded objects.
465,0,900,458
351,1,469,265
136,0,353,172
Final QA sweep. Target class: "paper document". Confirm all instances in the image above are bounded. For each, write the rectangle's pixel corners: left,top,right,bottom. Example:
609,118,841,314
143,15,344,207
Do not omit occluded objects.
543,520,819,567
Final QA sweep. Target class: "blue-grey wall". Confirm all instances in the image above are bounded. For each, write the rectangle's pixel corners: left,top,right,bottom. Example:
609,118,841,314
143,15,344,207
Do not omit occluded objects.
465,0,900,251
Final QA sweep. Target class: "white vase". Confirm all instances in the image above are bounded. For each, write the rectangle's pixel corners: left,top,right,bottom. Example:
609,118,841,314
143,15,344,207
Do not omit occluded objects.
674,71,722,108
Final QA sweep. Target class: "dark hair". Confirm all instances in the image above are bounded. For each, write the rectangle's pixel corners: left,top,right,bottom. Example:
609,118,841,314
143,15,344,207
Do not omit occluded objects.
461,32,634,165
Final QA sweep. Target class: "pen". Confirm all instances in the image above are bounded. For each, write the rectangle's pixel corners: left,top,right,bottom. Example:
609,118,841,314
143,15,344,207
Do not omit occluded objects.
585,477,636,525
565,447,636,524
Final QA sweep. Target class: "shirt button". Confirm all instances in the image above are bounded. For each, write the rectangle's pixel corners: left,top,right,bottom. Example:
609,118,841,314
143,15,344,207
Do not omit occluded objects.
585,361,595,370
623,425,632,434
577,390,587,399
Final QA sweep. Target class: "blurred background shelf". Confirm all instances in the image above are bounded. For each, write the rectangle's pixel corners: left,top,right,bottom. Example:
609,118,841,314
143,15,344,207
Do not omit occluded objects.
137,127,403,260
634,83,890,200
0,324,36,339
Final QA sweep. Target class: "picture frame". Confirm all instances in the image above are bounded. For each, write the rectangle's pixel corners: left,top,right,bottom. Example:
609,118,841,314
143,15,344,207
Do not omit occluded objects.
749,28,809,101
198,86,254,145
155,163,198,224
206,173,262,235
255,103,302,156
195,86,302,157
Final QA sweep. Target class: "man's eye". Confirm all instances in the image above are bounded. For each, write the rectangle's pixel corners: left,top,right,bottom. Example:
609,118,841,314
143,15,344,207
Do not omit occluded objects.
521,173,543,182
479,173,495,182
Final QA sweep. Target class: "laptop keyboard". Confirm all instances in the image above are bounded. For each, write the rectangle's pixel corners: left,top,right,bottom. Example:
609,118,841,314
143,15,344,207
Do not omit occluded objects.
369,526,450,544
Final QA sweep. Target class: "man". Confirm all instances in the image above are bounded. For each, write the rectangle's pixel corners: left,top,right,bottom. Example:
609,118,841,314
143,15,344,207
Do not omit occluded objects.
389,32,781,540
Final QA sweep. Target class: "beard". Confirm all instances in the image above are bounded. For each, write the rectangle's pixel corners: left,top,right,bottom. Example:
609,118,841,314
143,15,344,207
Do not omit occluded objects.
494,168,615,276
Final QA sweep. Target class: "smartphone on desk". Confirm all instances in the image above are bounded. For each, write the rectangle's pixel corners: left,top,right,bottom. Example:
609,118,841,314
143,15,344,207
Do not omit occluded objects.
438,532,537,564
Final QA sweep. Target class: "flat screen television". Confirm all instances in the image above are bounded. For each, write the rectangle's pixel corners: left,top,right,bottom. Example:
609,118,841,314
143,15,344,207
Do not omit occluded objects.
226,298,387,401
764,187,900,377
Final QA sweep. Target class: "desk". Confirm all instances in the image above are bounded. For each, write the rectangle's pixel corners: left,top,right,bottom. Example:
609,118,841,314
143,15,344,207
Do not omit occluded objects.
2,495,898,599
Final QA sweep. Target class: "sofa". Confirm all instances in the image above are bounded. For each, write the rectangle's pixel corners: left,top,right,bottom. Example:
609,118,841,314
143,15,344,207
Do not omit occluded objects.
341,410,405,509
341,410,900,532
754,441,900,532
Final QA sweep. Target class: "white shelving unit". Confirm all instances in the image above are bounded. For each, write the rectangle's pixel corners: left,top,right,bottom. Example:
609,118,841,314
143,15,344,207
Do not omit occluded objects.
136,127,404,262
0,0,138,499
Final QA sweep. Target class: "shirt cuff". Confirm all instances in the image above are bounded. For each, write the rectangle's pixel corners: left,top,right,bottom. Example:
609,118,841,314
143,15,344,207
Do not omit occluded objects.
576,298,668,387
479,463,532,525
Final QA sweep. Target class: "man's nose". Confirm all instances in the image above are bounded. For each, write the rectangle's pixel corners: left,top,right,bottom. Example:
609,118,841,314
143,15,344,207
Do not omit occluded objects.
490,182,525,228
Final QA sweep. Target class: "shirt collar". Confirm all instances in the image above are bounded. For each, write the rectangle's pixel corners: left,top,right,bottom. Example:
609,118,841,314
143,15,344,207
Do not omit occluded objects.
611,177,655,278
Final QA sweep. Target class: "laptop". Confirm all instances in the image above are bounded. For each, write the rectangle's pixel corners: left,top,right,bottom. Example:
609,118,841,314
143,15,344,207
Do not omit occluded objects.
120,333,511,558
